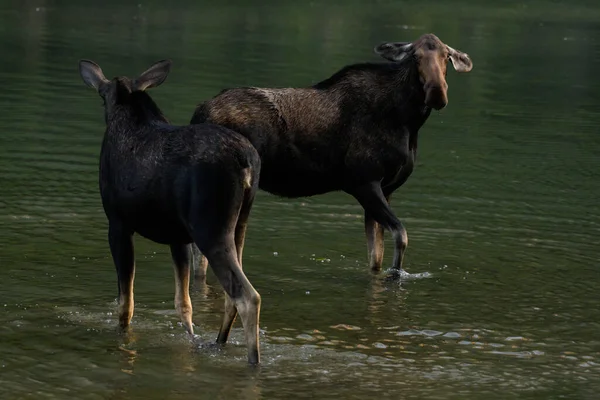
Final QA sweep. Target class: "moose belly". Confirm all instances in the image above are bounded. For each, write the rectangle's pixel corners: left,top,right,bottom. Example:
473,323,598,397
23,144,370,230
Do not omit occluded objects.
258,159,345,198
110,200,192,245
133,219,192,245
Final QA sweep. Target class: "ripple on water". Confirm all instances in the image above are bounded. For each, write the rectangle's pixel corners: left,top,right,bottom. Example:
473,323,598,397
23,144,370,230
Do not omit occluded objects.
384,269,434,280
2,300,596,399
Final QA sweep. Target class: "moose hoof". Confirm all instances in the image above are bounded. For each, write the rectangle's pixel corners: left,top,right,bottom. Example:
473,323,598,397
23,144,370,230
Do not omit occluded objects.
384,268,408,282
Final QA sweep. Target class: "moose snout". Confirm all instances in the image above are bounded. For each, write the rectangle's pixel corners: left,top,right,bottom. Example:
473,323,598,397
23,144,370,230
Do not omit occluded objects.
424,82,448,110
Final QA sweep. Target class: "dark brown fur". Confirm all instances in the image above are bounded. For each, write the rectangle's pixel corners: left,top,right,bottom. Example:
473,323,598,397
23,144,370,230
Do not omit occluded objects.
80,59,262,364
190,33,472,277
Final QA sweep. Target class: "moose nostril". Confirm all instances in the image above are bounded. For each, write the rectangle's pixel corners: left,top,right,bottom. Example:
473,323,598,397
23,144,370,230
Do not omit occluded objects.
424,83,446,92
428,99,447,110
425,88,448,110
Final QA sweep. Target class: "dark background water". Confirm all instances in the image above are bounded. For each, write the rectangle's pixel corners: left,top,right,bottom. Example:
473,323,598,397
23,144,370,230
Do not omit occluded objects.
1,0,599,399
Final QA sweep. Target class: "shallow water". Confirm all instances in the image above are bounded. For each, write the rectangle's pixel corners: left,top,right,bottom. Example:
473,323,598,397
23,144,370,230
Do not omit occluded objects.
1,0,600,399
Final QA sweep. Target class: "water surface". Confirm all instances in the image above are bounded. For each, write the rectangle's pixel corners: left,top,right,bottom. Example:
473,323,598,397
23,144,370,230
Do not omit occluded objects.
1,0,599,399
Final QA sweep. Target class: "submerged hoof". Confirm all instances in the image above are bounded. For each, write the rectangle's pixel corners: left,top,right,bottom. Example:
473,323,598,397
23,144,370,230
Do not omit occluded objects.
191,336,223,352
117,323,132,334
383,268,409,282
369,266,383,275
384,268,433,282
247,359,261,368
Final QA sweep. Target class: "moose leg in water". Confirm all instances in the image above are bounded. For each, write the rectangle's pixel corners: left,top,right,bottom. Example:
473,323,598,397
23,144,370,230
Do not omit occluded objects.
351,183,407,277
109,222,135,329
201,241,261,365
191,243,208,281
170,243,194,335
217,187,256,345
365,194,391,271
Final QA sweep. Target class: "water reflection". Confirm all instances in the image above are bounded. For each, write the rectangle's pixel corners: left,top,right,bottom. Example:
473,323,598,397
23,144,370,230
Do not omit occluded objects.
117,331,139,376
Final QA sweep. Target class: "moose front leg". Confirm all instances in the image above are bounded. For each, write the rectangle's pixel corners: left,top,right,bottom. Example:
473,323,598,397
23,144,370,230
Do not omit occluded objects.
364,194,391,271
351,183,407,278
108,221,136,329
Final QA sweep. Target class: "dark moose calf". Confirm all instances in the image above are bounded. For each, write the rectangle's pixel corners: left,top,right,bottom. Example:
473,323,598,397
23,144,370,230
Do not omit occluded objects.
79,59,262,364
190,33,473,278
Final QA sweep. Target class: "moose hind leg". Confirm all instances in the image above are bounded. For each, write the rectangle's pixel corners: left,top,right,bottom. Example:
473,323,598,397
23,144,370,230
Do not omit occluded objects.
191,243,208,280
170,243,194,335
108,222,136,329
217,294,238,344
216,187,256,344
203,242,261,365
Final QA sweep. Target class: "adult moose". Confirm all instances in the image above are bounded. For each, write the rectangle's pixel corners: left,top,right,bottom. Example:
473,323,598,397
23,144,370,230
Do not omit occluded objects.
190,33,473,279
79,59,262,364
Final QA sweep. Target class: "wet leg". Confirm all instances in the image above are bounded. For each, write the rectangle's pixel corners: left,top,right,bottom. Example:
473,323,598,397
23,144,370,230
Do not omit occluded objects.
350,183,408,276
190,243,210,299
202,241,261,365
191,243,208,280
108,221,135,329
365,215,384,271
217,189,255,344
170,243,194,335
365,194,390,271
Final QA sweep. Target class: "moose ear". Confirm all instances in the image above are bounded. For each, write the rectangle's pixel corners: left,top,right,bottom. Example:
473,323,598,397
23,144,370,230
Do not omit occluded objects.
374,42,413,62
447,46,473,72
79,59,109,89
134,59,172,91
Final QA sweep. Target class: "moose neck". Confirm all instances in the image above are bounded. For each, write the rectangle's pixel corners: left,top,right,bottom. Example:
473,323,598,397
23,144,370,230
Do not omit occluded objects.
384,61,430,153
107,91,168,131
319,61,431,126
361,61,431,128
389,60,430,120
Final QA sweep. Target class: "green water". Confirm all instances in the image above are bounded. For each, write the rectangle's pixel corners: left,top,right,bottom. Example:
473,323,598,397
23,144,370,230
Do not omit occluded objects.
1,0,599,399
